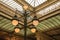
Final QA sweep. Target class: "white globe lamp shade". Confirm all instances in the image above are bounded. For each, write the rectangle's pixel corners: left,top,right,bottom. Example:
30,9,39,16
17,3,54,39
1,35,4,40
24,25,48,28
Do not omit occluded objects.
23,5,28,10
31,28,36,33
33,20,39,26
12,20,18,26
15,28,20,33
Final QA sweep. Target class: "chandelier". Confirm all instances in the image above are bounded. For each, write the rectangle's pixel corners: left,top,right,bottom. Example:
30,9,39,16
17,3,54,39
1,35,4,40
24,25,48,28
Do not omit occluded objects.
11,5,39,40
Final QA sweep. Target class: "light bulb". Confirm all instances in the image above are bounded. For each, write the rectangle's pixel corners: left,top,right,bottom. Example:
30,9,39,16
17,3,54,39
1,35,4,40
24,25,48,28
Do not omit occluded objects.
23,5,28,10
12,20,18,26
33,20,39,26
15,28,20,33
31,28,36,33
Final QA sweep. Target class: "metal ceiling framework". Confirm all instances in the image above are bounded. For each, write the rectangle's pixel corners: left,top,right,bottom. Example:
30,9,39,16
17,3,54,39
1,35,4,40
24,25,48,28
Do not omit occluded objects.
35,0,58,12
0,0,25,23
14,0,57,12
0,1,22,16
37,9,60,32
28,9,60,26
0,2,24,25
0,0,60,40
29,0,60,19
0,9,60,36
0,11,60,40
14,0,34,11
14,0,60,24
25,0,47,7
0,0,60,26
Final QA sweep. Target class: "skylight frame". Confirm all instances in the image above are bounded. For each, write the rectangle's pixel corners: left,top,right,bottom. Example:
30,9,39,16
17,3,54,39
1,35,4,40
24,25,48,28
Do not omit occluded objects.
37,1,60,16
0,0,24,12
25,0,47,7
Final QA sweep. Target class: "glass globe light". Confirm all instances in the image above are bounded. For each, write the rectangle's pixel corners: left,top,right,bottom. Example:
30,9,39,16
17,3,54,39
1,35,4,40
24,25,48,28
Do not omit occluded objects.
31,28,36,33
23,5,28,10
15,28,20,33
33,20,39,26
12,20,18,26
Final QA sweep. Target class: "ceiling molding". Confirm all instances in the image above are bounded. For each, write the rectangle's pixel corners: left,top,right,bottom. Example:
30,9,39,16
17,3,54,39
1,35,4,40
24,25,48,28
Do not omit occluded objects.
0,2,23,18
0,11,12,19
38,9,60,21
35,0,58,12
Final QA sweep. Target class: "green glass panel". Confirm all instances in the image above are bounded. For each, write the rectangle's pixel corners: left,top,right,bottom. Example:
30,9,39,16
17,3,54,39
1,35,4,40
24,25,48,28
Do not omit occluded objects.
44,20,53,29
40,23,48,31
38,23,45,31
41,22,50,30
3,23,11,30
8,25,14,32
0,19,7,24
42,22,51,29
55,16,60,24
53,17,60,25
0,20,9,27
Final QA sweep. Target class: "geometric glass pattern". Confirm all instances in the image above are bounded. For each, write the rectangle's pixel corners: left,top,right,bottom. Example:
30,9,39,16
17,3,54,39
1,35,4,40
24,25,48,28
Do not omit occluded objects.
25,0,47,7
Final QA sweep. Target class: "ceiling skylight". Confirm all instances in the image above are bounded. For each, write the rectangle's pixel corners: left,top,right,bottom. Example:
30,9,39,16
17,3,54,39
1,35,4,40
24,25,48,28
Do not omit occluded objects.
37,1,60,16
0,0,23,12
25,0,47,7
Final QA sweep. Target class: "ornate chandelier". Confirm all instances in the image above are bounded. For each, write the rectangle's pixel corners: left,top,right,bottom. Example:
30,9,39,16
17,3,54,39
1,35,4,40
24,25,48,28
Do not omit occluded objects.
12,5,39,40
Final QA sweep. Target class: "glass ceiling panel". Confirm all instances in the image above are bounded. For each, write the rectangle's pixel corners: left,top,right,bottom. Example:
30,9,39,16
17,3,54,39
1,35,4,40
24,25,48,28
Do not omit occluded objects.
25,0,47,7
0,0,23,12
37,15,60,32
37,1,60,16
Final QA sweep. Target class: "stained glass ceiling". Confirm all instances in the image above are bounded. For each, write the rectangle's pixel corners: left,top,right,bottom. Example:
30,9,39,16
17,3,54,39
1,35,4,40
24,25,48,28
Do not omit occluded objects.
25,0,47,7
0,0,23,12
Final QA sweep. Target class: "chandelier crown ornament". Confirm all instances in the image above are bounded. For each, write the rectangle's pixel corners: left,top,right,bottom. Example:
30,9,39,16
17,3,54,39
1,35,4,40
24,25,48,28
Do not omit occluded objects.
13,15,17,19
